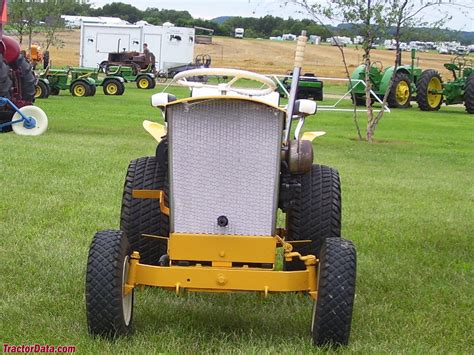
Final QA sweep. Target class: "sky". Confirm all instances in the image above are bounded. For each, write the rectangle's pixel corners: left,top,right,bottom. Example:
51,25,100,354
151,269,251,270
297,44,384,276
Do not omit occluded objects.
90,0,473,32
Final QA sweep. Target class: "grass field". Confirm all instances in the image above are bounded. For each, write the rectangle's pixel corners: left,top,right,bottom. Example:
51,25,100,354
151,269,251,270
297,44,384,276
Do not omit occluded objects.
1,84,473,353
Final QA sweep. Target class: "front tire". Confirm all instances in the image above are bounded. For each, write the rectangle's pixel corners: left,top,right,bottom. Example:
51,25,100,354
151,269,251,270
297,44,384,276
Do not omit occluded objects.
388,72,412,108
464,74,474,114
120,156,169,265
86,230,134,337
70,81,91,97
311,238,357,346
284,164,341,270
416,69,443,111
103,78,125,96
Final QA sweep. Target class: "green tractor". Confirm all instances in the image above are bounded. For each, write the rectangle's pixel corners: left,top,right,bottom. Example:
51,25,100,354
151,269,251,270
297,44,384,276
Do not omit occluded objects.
350,49,421,108
35,67,125,97
68,67,126,96
36,67,97,97
416,56,473,114
105,64,156,90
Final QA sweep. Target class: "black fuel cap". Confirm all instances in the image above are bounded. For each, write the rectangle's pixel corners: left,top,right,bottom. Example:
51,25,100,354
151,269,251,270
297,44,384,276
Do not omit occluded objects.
217,215,228,227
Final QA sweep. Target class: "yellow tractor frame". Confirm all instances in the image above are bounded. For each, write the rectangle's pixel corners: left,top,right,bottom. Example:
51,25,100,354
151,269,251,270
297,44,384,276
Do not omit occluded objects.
125,189,318,299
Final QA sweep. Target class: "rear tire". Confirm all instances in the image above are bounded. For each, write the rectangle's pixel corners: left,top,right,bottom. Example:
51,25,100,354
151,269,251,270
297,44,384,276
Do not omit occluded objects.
14,55,36,103
464,74,474,114
86,230,134,337
0,54,13,133
120,156,169,265
0,53,12,98
88,83,97,97
284,164,341,271
388,72,412,108
416,69,443,111
311,237,357,346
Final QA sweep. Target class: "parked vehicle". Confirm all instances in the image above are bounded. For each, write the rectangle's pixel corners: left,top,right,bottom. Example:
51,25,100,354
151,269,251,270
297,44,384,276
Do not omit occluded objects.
417,55,473,114
85,32,357,347
1,1,47,135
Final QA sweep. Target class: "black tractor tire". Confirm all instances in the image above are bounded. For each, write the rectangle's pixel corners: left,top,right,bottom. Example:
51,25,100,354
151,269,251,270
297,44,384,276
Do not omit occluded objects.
88,83,97,97
351,93,367,106
416,69,443,111
0,110,14,133
70,80,91,97
0,54,12,98
136,75,154,89
311,237,357,347
86,230,134,337
120,156,169,265
35,80,50,99
103,79,125,96
14,55,36,103
285,164,341,271
50,87,60,96
387,72,412,108
464,74,474,114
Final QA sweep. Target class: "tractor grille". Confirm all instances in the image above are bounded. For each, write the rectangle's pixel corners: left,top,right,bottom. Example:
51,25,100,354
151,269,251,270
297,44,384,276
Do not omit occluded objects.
168,99,284,236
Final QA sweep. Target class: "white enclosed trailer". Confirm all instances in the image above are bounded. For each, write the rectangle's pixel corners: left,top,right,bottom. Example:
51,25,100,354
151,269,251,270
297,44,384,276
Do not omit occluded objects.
80,23,195,71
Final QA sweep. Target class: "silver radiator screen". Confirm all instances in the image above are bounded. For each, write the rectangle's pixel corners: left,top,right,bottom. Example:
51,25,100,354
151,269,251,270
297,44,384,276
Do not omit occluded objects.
168,99,284,236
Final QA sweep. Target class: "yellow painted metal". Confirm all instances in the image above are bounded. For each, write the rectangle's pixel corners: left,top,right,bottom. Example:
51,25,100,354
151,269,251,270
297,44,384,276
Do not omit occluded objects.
138,78,149,89
301,131,326,141
396,80,410,105
143,120,166,143
105,82,118,95
124,251,140,296
132,189,169,216
73,84,86,97
124,235,319,298
133,263,314,294
168,233,277,264
427,76,443,108
164,95,286,112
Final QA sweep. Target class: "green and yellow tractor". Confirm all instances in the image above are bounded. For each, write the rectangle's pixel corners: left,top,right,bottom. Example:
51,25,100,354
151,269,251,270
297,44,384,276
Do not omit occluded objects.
350,49,421,108
416,56,473,114
36,66,125,98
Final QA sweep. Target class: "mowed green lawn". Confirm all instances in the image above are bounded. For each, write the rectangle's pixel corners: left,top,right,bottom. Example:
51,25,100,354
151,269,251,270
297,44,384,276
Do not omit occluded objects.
1,84,473,353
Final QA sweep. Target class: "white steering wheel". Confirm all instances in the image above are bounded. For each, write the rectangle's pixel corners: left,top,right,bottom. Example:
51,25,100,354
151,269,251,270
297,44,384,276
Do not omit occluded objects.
173,68,277,96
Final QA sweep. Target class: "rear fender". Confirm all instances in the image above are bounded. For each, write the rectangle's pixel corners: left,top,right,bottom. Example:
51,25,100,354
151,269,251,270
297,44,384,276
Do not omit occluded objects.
1,36,21,64
349,65,366,94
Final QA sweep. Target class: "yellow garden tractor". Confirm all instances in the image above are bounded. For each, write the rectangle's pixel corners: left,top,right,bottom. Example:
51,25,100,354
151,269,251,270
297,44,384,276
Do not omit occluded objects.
85,32,357,347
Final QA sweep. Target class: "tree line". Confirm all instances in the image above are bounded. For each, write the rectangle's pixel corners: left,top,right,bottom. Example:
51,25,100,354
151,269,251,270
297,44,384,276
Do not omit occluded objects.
6,1,470,46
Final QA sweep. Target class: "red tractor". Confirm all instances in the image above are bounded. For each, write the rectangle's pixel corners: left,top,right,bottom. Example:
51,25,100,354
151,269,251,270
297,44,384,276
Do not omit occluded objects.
1,0,47,135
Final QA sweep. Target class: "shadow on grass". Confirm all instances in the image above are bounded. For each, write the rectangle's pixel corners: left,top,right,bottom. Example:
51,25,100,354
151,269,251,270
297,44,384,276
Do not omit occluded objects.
134,288,312,341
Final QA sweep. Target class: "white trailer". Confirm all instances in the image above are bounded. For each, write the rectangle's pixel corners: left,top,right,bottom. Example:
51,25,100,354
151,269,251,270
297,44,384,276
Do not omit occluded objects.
235,28,244,39
80,23,195,72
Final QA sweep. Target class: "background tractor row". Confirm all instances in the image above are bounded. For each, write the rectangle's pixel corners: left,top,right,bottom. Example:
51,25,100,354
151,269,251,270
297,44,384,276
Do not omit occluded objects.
350,50,473,114
416,56,473,114
35,66,125,98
